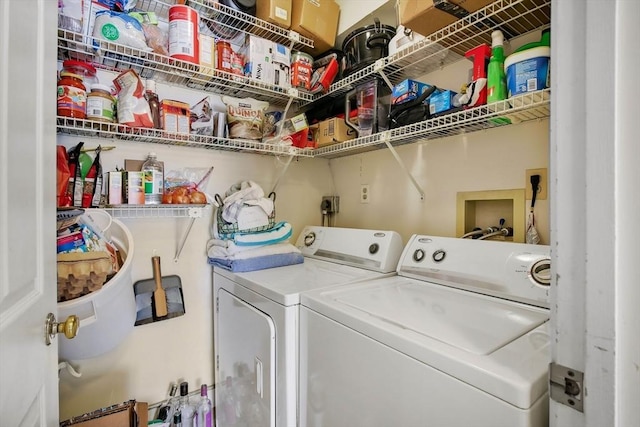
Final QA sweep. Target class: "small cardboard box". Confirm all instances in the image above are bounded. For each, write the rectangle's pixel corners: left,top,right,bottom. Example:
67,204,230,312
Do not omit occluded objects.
316,117,356,147
291,0,340,54
429,89,458,115
199,33,216,76
257,0,292,29
399,0,493,39
107,171,123,205
391,79,434,105
160,99,190,134
241,34,275,83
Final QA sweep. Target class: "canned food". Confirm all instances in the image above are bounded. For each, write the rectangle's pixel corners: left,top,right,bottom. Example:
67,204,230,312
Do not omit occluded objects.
291,51,313,90
216,41,233,73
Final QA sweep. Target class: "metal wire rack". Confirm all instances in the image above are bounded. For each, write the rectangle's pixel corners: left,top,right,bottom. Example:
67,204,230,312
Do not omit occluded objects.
310,0,551,103
312,89,550,158
56,117,315,157
57,29,314,107
104,204,207,219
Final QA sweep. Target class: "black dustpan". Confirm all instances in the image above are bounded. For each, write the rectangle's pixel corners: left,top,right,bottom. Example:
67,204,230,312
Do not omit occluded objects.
133,275,185,326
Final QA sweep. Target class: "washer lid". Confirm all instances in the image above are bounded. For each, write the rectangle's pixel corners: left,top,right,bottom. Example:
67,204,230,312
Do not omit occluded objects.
330,279,548,355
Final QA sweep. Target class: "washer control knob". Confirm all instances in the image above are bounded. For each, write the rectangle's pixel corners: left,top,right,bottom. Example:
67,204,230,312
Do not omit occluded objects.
413,249,425,262
531,258,551,286
304,232,316,247
433,249,446,263
369,243,379,254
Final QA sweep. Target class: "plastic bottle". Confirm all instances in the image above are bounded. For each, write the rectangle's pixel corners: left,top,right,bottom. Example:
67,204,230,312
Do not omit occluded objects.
486,30,507,103
175,382,195,427
145,79,161,129
142,152,163,205
195,384,213,427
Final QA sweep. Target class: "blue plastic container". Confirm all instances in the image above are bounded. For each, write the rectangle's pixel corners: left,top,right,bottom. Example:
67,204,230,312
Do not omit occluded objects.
504,46,550,97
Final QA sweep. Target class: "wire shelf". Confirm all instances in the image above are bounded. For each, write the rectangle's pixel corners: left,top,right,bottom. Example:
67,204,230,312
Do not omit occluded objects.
57,29,314,107
104,204,208,219
133,0,313,49
309,0,551,104
312,89,550,158
56,117,315,158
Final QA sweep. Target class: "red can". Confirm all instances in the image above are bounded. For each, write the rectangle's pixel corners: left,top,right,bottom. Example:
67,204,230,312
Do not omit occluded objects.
291,51,313,90
168,5,199,65
216,41,233,73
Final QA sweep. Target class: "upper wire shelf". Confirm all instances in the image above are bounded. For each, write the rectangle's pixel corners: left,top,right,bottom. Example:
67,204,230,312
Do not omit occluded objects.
309,0,551,103
136,0,314,49
312,89,551,158
57,29,314,107
56,117,315,158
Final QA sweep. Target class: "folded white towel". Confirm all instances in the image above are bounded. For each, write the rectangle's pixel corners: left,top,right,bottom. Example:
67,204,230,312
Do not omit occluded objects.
207,242,300,261
222,181,274,223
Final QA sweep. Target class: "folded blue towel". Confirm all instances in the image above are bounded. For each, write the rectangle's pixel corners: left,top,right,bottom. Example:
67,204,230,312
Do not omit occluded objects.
209,252,304,272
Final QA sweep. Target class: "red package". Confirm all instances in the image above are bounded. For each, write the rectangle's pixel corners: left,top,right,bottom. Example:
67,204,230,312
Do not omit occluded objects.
57,146,71,207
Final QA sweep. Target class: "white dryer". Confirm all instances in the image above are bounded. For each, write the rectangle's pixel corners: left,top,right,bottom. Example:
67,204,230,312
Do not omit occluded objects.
299,235,552,427
213,226,403,427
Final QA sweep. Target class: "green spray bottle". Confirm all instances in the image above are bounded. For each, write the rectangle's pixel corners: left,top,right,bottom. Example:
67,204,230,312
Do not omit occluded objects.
487,30,507,103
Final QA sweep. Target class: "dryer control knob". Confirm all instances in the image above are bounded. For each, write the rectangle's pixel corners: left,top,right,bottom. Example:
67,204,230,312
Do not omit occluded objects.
369,243,379,254
413,249,425,262
304,232,316,246
433,249,446,263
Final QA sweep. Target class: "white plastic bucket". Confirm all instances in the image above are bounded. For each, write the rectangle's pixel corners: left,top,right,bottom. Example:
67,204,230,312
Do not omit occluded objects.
505,46,550,97
58,217,135,360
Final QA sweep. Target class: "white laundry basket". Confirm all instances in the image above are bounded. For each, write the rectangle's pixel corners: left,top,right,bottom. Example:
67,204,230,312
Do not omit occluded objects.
57,215,135,360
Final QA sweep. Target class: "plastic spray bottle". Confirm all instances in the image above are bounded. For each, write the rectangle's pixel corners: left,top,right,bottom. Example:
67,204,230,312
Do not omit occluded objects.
487,30,507,103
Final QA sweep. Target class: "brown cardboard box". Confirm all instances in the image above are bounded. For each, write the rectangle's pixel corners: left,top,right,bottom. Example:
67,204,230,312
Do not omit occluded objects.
399,0,494,38
60,401,147,427
291,0,340,54
257,0,292,29
316,117,356,147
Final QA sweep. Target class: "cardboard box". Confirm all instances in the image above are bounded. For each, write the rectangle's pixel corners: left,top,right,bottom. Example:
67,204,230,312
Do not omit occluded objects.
124,171,144,205
107,171,123,205
392,79,434,105
316,117,356,147
272,42,291,88
199,33,216,76
291,0,340,54
429,89,458,115
399,0,493,39
257,0,292,29
160,99,190,134
60,400,147,427
241,35,275,83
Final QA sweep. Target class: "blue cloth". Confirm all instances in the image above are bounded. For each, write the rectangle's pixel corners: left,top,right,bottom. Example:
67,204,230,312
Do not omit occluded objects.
208,252,304,272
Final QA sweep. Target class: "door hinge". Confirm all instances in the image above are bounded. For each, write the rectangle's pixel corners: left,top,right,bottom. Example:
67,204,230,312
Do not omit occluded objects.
216,355,219,371
216,296,219,313
549,362,584,412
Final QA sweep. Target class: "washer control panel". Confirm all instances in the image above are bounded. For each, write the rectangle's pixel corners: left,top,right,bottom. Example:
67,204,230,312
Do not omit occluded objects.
399,235,551,307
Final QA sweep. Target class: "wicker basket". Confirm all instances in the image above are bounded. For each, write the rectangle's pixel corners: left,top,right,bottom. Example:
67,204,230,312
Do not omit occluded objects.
216,192,276,236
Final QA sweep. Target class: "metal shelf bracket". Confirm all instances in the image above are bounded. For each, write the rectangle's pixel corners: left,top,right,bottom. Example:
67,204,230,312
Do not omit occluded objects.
381,131,425,200
375,65,394,90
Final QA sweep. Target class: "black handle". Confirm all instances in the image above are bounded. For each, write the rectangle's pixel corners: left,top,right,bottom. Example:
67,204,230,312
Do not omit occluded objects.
530,174,540,208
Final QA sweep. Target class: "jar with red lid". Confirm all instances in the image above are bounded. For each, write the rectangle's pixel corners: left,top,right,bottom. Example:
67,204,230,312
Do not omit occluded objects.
57,71,87,119
62,60,98,87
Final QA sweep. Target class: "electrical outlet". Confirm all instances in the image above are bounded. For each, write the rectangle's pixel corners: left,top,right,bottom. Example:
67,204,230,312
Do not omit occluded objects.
360,185,370,204
321,196,339,213
525,168,548,200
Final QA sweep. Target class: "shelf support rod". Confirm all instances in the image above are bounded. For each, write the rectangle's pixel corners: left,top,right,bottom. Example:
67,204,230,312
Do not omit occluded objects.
381,132,425,200
270,154,295,194
374,60,394,90
173,207,203,262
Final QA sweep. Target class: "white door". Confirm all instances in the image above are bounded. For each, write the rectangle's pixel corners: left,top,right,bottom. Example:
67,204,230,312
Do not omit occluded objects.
0,0,59,424
215,288,276,427
551,0,640,426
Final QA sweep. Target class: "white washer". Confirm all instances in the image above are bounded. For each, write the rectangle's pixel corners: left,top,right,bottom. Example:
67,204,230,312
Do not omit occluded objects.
213,226,403,427
300,235,552,427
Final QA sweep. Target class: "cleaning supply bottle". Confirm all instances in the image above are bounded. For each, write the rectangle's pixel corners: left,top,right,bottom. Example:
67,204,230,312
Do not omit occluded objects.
142,152,163,205
195,384,213,427
487,30,507,103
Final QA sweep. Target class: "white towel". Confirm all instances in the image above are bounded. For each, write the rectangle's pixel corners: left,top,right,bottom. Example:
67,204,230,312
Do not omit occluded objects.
221,181,274,223
207,242,300,261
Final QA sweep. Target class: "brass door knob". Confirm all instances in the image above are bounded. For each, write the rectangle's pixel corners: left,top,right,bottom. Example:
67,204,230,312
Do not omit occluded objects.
45,313,79,345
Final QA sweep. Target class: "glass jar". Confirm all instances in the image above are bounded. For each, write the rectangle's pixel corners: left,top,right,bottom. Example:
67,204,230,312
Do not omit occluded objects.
57,71,87,119
86,84,115,122
62,60,98,88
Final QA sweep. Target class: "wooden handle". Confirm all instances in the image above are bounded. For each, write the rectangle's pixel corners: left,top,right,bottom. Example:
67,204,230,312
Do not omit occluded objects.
152,256,168,317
